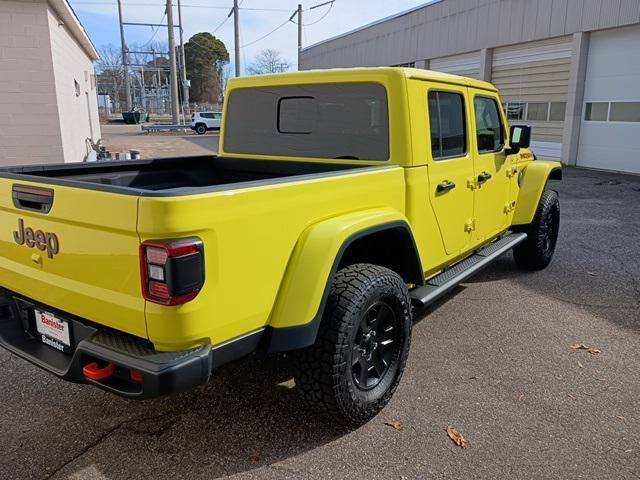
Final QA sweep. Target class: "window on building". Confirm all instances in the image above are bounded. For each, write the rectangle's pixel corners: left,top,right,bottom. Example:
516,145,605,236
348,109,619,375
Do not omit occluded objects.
474,96,505,153
549,102,566,121
609,102,640,122
527,102,549,121
505,102,525,120
428,91,466,159
585,103,609,121
74,80,81,97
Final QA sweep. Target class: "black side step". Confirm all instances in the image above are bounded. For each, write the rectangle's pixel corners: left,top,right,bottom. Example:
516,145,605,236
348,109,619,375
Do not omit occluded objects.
410,232,527,309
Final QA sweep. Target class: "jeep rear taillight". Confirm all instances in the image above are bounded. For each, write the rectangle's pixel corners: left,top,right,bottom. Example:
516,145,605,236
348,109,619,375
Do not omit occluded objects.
140,238,205,306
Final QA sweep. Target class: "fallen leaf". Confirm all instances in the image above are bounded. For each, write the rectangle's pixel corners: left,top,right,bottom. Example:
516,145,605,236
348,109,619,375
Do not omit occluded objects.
625,449,633,453
587,271,598,276
577,360,584,368
616,416,626,422
384,420,402,431
446,425,468,448
571,343,601,355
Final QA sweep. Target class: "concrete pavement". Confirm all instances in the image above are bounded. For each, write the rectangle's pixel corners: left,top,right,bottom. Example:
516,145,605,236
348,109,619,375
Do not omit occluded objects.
0,167,638,480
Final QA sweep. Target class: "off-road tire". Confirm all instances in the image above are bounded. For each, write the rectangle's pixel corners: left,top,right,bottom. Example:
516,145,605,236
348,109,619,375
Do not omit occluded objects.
513,189,560,270
195,124,207,135
294,263,412,427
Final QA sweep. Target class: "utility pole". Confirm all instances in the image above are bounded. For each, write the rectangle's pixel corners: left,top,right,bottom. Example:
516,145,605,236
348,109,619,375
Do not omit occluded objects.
177,0,189,110
293,1,333,70
117,0,131,110
233,0,240,77
166,0,180,124
288,5,302,69
297,4,302,67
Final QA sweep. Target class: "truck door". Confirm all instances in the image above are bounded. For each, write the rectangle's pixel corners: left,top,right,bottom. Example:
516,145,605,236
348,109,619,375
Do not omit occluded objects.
470,92,512,241
427,88,475,255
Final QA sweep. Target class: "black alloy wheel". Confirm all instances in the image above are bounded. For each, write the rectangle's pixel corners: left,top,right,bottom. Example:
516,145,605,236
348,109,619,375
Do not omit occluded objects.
351,301,400,391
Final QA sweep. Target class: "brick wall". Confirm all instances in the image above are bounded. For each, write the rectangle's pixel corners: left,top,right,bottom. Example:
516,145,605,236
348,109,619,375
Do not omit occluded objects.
0,0,64,166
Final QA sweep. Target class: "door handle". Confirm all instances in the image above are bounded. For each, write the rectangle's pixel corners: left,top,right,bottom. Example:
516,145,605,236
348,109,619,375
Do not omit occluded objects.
436,180,456,193
477,172,492,185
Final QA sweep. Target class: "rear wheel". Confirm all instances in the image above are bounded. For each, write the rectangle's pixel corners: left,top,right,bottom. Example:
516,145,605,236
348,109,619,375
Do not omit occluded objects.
513,189,560,270
195,124,207,135
294,264,412,426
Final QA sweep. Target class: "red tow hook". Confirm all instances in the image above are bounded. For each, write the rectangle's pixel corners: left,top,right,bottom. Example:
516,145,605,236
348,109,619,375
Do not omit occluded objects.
83,362,114,381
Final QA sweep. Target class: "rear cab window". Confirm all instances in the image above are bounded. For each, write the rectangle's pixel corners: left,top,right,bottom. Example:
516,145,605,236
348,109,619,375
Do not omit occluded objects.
223,83,389,161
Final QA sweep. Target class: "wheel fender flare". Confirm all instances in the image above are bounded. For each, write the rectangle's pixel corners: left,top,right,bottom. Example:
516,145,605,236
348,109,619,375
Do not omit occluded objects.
267,208,420,352
512,161,562,226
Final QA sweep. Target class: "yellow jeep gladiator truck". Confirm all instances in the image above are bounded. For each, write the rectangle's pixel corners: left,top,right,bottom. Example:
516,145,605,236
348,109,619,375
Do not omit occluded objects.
0,68,561,425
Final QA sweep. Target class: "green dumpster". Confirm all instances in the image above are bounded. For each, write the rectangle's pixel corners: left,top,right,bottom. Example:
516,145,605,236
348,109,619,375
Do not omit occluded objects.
122,111,149,124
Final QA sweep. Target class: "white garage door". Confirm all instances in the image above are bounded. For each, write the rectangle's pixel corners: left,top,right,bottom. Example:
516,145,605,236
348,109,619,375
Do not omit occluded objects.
578,25,640,174
430,51,481,79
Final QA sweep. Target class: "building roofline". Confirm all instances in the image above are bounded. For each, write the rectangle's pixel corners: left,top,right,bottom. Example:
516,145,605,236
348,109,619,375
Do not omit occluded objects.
301,0,442,52
48,0,100,60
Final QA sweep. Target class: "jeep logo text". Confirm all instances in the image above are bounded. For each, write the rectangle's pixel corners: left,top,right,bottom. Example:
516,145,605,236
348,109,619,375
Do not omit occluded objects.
13,218,59,259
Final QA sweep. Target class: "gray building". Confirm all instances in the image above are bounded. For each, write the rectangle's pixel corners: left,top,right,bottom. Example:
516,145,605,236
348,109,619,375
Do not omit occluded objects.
300,0,640,174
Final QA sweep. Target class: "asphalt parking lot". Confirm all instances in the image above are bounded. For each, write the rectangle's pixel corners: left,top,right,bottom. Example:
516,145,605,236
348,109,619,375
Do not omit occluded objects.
1,166,638,480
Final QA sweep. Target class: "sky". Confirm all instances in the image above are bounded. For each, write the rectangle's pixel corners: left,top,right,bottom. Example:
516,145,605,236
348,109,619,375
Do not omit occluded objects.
69,0,432,74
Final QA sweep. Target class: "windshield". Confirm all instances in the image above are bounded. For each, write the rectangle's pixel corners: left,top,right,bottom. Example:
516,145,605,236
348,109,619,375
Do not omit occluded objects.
223,83,389,161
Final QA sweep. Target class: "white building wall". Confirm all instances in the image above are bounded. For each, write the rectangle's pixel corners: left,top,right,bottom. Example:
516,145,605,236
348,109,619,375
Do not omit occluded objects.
47,4,100,163
0,0,63,166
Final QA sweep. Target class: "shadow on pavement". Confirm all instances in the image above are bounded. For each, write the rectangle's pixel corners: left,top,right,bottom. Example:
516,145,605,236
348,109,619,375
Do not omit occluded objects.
55,354,347,479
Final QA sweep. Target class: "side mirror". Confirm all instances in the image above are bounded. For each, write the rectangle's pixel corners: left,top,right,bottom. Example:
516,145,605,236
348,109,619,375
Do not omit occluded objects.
505,125,532,155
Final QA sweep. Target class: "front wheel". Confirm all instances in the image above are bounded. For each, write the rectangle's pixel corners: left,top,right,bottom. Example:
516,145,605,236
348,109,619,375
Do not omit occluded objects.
294,264,412,426
195,124,207,135
513,189,560,270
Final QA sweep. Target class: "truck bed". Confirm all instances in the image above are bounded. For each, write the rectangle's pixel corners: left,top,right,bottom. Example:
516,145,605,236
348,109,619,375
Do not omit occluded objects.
0,156,368,196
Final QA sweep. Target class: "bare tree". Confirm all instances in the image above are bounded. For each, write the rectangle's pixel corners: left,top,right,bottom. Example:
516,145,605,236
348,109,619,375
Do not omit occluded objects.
247,49,291,75
96,44,126,110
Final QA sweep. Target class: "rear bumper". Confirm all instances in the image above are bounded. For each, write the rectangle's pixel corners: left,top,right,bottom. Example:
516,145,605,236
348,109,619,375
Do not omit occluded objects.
0,290,212,399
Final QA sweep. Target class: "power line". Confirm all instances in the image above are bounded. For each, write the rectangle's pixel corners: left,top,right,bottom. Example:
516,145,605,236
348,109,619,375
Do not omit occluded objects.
239,17,290,49
162,0,336,67
72,1,292,12
210,11,230,35
300,1,333,26
140,12,166,47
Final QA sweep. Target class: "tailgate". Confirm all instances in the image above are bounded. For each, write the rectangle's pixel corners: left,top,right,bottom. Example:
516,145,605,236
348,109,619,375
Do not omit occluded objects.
0,178,146,338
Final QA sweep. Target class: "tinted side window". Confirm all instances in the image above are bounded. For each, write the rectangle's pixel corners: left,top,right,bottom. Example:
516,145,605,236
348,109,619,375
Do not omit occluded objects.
428,91,466,160
474,97,504,153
